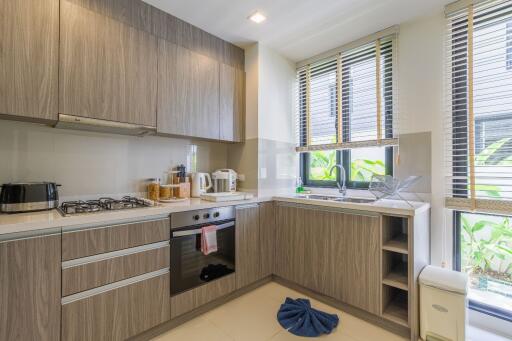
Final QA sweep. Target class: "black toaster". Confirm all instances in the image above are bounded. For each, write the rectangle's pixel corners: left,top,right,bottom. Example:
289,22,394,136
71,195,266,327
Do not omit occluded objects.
0,182,60,213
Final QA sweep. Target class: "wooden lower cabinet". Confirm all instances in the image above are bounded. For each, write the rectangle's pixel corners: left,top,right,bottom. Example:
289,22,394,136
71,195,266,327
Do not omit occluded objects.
235,204,261,289
0,234,61,341
62,273,170,341
275,203,381,316
259,202,276,277
62,245,170,296
303,208,335,295
62,218,170,260
274,204,305,284
170,274,236,319
331,213,381,315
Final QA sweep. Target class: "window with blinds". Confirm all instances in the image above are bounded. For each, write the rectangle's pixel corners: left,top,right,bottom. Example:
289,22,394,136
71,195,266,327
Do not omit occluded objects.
445,0,512,213
296,36,398,152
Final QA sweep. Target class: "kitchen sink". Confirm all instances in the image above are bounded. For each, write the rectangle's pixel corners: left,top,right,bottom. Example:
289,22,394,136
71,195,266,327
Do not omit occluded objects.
333,197,376,204
296,194,376,204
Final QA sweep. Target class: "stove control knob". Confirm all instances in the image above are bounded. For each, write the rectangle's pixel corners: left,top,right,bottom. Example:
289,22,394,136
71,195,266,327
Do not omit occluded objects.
203,213,210,219
193,214,200,221
213,212,220,218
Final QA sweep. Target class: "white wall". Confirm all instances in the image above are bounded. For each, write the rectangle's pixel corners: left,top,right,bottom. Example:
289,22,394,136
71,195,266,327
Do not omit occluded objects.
258,45,296,144
230,43,297,192
257,44,298,192
398,10,448,267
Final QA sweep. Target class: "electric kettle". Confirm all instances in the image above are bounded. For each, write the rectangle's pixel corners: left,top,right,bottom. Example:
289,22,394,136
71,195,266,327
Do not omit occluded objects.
191,173,212,198
212,169,237,193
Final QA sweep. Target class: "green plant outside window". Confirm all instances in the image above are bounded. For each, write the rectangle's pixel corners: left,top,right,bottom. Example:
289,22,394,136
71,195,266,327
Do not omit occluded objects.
459,213,512,314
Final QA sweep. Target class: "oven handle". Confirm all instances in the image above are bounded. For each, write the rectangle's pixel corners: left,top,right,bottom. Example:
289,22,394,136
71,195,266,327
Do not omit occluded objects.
171,221,235,238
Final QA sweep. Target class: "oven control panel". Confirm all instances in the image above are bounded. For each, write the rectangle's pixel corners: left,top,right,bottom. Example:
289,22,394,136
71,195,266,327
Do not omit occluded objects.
171,206,235,229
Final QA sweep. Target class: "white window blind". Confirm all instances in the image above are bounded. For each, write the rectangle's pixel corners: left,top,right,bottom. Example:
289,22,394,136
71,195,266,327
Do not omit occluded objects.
296,35,398,152
445,0,512,213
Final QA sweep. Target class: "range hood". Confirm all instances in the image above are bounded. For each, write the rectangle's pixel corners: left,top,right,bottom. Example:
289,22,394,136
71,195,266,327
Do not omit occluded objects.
54,114,156,137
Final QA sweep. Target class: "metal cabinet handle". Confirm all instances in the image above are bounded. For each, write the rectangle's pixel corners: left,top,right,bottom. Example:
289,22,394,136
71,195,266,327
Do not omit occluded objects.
172,221,235,238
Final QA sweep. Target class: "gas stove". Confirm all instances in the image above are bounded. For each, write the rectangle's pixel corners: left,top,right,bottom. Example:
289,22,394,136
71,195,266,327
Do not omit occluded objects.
58,196,153,216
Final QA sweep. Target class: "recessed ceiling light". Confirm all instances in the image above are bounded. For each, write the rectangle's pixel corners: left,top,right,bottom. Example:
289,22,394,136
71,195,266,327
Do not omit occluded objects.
248,11,266,24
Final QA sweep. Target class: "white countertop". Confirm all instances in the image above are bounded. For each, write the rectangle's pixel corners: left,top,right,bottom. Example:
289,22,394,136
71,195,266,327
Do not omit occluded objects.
0,192,429,237
273,194,430,217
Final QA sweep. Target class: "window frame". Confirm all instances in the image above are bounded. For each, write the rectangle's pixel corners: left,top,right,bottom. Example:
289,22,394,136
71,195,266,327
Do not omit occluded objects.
453,210,512,322
299,40,394,189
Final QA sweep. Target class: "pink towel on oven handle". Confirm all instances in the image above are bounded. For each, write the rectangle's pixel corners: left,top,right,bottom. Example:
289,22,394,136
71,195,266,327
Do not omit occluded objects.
201,225,218,255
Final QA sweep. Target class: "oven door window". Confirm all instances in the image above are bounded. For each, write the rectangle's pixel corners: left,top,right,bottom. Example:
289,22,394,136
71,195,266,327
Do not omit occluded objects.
171,223,235,296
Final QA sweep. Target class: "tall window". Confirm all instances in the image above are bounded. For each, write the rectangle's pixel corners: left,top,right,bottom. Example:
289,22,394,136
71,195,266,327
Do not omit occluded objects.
297,35,396,187
446,0,512,320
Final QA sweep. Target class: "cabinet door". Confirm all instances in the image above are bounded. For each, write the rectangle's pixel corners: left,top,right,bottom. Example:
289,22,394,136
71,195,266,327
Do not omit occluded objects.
332,213,381,315
303,208,335,295
59,0,157,126
259,202,275,277
220,64,245,142
0,0,58,120
62,273,170,341
0,234,61,341
157,39,220,139
235,204,261,289
275,204,305,284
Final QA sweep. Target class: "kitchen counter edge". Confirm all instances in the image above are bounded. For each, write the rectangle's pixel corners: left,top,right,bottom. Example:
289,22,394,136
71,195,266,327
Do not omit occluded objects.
0,195,430,239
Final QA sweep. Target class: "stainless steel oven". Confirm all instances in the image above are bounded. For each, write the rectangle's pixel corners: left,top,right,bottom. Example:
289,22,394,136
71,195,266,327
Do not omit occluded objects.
170,206,235,296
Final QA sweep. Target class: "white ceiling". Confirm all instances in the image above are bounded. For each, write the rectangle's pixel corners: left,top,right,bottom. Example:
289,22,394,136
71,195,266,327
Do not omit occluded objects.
142,0,452,62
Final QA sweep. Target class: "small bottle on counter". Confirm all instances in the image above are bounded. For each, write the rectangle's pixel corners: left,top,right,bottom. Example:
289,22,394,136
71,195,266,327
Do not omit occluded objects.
147,178,160,201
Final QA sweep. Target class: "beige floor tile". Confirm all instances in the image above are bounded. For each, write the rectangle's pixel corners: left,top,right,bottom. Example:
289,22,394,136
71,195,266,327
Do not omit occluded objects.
203,292,284,341
151,316,234,341
336,313,408,341
250,282,304,303
153,282,409,341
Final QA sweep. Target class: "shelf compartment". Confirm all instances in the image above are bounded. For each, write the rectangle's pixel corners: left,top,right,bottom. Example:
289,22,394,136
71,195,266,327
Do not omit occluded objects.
382,233,408,254
382,251,409,291
382,216,408,254
382,286,408,327
383,262,408,291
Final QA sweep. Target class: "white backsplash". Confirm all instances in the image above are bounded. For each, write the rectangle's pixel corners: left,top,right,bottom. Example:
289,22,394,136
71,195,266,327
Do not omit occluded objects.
0,120,228,200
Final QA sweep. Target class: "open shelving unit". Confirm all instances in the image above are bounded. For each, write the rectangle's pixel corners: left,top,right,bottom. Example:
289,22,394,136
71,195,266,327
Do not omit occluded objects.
381,215,409,327
382,286,409,327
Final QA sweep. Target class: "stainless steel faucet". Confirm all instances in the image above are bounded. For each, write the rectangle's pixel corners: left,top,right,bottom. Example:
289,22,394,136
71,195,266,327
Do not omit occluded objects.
329,164,347,196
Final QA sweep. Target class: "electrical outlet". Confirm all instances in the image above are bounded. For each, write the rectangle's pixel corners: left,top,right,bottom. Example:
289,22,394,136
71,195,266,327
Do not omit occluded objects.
238,174,246,181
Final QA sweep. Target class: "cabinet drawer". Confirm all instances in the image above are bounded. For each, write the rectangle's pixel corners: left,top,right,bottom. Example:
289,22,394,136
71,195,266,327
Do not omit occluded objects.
62,242,170,296
170,273,236,319
62,271,170,341
62,218,170,260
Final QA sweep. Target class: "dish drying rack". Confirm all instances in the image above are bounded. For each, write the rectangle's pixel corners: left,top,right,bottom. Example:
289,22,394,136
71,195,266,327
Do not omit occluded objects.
369,175,423,207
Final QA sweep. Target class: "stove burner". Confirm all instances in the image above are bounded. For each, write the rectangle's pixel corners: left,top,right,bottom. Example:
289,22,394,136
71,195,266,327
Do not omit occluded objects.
59,196,150,216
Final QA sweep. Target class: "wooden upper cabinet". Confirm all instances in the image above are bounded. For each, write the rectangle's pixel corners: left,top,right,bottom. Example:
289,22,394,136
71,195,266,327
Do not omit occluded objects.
157,39,220,140
220,64,245,142
0,234,61,341
59,0,157,127
0,0,59,121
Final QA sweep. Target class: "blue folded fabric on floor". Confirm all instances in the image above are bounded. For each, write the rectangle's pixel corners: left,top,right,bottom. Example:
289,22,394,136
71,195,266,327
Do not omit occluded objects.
277,297,339,337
